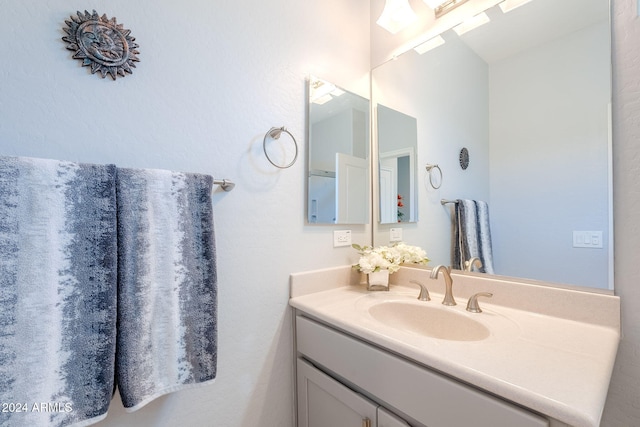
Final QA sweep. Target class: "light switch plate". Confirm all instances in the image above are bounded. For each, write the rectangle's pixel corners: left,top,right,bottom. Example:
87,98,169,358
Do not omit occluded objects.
573,231,603,248
390,228,403,242
333,230,352,247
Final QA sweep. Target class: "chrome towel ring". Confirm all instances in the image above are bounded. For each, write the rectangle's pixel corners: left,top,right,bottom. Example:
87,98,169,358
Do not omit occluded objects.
263,126,298,169
425,164,442,189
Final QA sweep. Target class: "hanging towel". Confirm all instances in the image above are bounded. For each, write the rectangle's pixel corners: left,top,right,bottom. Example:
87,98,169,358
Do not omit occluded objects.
115,168,217,412
0,156,118,427
452,199,495,274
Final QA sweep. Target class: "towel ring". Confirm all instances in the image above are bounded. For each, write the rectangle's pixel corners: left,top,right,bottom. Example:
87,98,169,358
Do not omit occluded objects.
425,164,442,189
263,126,298,169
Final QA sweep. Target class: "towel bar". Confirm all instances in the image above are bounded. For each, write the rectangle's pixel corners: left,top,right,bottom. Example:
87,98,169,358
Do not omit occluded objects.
213,179,235,192
441,199,458,205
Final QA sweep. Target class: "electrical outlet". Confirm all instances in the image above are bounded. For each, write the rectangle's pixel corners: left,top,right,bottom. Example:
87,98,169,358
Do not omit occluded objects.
333,230,352,247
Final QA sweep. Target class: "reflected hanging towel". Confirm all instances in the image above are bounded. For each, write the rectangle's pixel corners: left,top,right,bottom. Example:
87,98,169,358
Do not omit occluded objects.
452,199,495,274
0,156,117,427
115,168,217,412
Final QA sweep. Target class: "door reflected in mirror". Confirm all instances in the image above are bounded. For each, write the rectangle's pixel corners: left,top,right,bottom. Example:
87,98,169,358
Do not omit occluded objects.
372,0,612,290
308,77,370,224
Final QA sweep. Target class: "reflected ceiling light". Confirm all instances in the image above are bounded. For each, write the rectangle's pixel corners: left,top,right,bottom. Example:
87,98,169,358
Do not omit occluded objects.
310,78,345,105
376,0,418,34
414,35,446,54
331,87,345,97
499,0,534,13
423,0,471,18
453,12,490,36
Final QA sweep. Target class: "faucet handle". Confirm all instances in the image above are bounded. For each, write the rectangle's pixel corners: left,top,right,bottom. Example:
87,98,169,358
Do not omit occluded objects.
466,292,493,313
409,280,430,301
464,257,482,272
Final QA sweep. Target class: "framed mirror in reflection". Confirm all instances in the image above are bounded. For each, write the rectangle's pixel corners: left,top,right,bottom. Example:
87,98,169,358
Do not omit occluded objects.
372,0,612,291
377,105,418,224
307,77,370,224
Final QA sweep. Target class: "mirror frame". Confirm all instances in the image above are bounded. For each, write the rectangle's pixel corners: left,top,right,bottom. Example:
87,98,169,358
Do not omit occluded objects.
307,76,371,225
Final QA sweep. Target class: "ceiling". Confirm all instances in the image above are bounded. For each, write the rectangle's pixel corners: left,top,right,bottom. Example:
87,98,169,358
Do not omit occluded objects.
458,0,609,64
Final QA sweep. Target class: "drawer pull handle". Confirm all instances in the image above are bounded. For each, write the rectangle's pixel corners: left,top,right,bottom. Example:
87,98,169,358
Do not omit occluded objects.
362,418,372,427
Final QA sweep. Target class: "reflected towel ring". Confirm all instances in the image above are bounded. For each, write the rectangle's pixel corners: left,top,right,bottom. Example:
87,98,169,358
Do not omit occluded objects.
425,164,442,189
263,126,298,169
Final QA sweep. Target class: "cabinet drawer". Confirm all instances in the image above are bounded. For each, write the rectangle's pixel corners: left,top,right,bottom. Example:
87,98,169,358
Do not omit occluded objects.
296,315,548,427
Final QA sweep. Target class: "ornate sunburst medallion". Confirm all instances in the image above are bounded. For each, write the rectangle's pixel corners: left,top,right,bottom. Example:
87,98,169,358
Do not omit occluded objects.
62,10,140,80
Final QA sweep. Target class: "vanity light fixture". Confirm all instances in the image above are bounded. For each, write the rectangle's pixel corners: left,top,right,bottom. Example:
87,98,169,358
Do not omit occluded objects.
423,0,471,18
453,11,490,36
413,35,446,54
376,0,418,34
499,0,534,13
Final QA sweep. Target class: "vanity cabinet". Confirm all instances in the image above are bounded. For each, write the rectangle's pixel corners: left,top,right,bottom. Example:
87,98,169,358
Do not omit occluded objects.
297,358,410,427
294,314,549,427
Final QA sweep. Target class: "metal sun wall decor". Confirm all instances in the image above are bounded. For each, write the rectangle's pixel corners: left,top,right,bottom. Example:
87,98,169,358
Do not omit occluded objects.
62,10,140,80
459,147,470,170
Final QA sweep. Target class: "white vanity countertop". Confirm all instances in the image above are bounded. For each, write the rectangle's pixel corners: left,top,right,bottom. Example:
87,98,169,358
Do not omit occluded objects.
289,267,620,427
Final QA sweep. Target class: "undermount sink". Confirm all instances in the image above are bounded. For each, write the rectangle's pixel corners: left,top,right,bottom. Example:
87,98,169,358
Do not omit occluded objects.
368,301,490,341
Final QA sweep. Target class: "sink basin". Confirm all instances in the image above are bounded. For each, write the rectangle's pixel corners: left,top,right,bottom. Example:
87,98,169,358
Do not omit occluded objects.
368,302,490,341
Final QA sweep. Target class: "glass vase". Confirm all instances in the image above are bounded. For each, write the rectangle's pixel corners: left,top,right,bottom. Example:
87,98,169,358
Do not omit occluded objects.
367,270,390,291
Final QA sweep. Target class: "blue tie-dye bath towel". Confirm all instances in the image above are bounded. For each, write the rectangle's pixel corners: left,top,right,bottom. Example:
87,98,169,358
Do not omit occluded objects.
0,156,117,427
115,168,217,411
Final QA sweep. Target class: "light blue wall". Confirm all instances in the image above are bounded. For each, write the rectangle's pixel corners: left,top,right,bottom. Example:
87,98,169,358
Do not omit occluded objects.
489,21,611,288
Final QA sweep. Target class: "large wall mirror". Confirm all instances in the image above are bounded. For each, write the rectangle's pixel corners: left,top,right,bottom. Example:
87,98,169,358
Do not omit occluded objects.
308,76,370,224
372,0,612,291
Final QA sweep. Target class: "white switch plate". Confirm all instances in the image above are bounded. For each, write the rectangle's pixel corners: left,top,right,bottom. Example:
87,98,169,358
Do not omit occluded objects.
573,231,603,248
333,230,352,247
390,227,403,242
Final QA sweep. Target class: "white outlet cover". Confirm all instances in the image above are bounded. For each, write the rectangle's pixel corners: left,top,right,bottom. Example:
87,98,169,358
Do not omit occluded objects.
333,230,352,247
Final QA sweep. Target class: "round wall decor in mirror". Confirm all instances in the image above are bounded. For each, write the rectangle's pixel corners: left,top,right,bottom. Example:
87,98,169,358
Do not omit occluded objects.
459,147,469,170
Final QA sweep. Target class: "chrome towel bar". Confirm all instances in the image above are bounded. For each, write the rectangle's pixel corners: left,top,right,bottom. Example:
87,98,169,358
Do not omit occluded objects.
213,179,235,192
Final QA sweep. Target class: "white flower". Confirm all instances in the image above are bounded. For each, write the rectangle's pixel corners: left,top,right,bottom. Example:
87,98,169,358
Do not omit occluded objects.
352,243,428,274
393,243,429,265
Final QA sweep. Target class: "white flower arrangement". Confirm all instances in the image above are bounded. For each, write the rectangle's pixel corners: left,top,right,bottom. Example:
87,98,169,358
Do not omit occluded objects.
352,243,429,274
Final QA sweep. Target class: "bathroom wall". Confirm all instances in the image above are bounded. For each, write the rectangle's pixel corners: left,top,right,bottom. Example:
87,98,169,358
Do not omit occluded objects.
489,21,611,288
602,0,640,424
0,1,369,426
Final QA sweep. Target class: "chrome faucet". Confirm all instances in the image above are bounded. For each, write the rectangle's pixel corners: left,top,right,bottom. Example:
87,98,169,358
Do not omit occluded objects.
430,265,456,306
409,280,430,301
464,257,482,272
